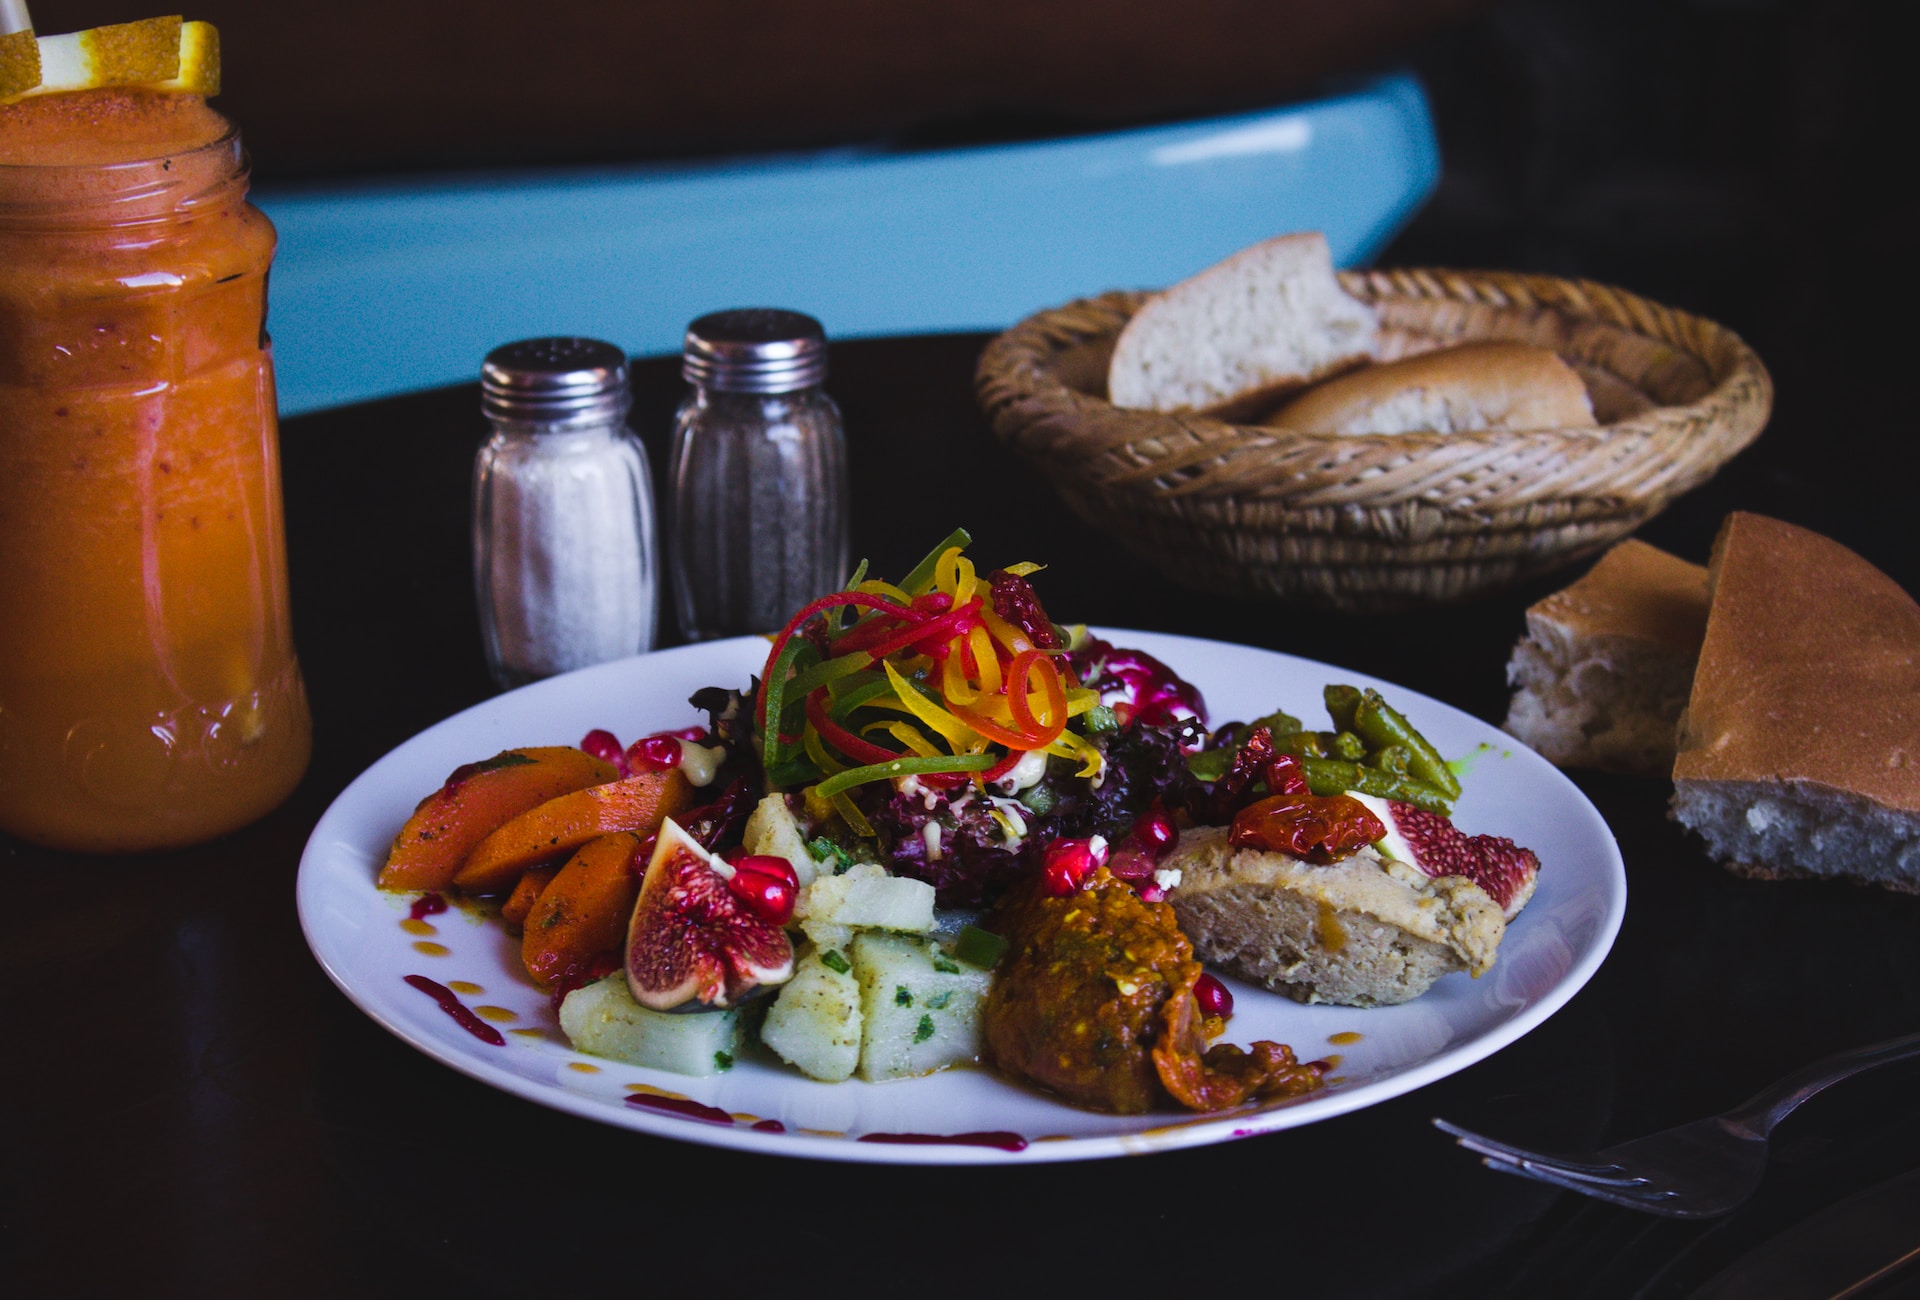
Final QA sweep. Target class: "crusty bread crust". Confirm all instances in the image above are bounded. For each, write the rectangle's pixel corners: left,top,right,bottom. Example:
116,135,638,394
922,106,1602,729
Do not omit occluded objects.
1106,231,1377,414
1531,539,1709,653
1502,539,1708,776
1674,513,1920,814
1267,341,1597,436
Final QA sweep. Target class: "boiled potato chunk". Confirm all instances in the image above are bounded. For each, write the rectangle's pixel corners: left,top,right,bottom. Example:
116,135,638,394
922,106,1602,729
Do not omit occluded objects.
799,862,935,935
559,973,744,1076
759,948,863,1082
742,794,820,887
851,933,992,1081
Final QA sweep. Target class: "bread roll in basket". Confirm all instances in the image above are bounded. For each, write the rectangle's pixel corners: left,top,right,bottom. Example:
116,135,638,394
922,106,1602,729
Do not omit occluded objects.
975,269,1772,612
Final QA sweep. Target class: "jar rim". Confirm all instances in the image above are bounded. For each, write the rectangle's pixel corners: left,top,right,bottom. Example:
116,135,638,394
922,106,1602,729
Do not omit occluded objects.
0,122,247,228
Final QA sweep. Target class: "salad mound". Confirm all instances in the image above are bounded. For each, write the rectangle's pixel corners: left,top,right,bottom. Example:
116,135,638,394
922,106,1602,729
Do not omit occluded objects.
377,528,1531,1116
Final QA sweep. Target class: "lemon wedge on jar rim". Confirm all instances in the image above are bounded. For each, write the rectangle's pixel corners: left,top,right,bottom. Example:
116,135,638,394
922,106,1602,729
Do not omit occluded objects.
1,15,219,105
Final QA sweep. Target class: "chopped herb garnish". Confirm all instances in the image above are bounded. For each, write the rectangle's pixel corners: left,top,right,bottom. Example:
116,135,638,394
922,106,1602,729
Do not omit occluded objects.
931,954,960,975
914,1014,935,1043
927,990,954,1010
894,985,913,1007
820,949,851,974
807,836,856,875
714,1050,734,1072
954,924,1008,970
1083,704,1119,735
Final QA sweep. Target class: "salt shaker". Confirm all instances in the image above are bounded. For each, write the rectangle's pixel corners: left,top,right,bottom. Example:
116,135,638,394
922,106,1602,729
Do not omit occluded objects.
473,337,658,688
670,309,850,639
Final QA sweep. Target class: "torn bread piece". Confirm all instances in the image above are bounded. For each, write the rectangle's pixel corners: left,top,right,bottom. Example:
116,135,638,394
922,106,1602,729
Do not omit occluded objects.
1107,232,1377,418
1267,342,1596,435
1670,513,1920,892
1165,826,1505,1007
1504,539,1710,776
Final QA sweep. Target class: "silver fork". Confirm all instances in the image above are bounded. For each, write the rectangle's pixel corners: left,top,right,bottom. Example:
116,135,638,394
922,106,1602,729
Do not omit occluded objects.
1434,1029,1920,1218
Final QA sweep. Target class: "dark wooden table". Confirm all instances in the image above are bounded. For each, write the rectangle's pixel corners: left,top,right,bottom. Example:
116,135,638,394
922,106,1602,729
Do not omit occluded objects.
4,330,1918,1299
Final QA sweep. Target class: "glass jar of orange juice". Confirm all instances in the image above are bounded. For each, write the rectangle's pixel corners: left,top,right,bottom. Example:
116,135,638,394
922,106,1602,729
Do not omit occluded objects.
0,88,310,852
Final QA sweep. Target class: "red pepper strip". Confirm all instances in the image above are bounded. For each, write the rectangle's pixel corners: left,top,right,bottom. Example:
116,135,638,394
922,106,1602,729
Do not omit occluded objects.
1006,649,1046,735
806,690,900,765
982,748,1024,783
863,598,983,661
829,611,921,657
951,703,1048,751
758,592,909,726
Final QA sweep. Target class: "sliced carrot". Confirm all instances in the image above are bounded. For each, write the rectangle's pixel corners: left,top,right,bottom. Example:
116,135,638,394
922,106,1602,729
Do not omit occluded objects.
453,768,693,896
378,747,618,892
521,832,645,988
500,865,559,934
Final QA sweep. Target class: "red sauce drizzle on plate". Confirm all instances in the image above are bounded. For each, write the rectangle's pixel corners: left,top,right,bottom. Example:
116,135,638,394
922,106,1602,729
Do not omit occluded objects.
410,892,449,921
857,1130,1029,1152
404,974,505,1046
624,1092,734,1126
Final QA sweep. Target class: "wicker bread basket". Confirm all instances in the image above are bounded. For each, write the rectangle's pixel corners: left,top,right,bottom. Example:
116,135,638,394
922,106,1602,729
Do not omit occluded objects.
976,268,1772,611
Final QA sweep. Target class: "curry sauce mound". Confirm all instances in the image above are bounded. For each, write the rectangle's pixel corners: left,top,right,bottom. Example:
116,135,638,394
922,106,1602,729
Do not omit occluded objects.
982,867,1326,1114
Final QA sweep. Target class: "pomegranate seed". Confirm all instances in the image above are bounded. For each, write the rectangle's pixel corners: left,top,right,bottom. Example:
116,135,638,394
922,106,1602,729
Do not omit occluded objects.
580,729,630,775
726,866,797,926
1194,972,1233,1018
1138,883,1166,903
627,734,683,772
735,854,800,890
1042,838,1098,885
1040,856,1082,897
1105,845,1156,881
1132,800,1177,860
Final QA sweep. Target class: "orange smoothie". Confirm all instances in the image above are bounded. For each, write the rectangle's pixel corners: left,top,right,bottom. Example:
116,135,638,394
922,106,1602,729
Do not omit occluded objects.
0,88,310,852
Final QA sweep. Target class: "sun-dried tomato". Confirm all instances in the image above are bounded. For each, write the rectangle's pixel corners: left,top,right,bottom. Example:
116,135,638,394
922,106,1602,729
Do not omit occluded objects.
1228,792,1385,865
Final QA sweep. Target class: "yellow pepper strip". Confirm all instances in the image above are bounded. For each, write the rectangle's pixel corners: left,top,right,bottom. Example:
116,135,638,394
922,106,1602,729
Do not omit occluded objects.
1044,729,1105,777
855,578,911,606
876,721,939,758
832,791,876,838
803,787,836,824
941,649,981,707
880,661,978,750
988,807,1022,840
1002,561,1044,577
1065,687,1100,716
968,625,1003,696
804,725,847,776
979,607,1033,656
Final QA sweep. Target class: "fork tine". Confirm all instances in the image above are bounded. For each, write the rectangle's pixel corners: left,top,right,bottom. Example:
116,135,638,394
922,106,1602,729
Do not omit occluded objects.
1433,1118,1648,1185
1476,1155,1684,1213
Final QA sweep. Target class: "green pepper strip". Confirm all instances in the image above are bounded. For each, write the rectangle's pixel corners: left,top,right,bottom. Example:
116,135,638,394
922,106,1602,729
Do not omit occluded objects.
765,757,822,789
1352,691,1461,800
760,636,816,774
828,675,900,719
788,650,873,701
829,559,871,633
812,752,995,800
899,527,973,597
1301,758,1452,814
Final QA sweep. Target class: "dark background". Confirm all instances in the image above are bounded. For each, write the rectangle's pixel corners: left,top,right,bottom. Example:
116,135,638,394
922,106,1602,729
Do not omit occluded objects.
6,2,1919,1296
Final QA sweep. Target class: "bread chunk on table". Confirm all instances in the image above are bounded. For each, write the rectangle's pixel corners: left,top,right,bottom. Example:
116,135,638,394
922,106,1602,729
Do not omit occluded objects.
1504,539,1709,776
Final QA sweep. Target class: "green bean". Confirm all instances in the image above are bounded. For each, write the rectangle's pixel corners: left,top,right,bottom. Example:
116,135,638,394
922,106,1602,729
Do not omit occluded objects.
1330,730,1367,761
1352,690,1461,800
1280,731,1329,759
1373,745,1413,776
1250,707,1304,738
1300,759,1453,814
1187,749,1235,781
1324,684,1363,734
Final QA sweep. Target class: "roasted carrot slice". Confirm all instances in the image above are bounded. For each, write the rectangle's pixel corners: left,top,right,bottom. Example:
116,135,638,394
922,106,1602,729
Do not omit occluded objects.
521,831,645,988
500,864,559,935
378,747,618,892
453,768,693,896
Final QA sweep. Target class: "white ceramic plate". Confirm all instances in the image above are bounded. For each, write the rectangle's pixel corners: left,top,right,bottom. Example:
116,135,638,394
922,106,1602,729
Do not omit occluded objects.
297,629,1624,1164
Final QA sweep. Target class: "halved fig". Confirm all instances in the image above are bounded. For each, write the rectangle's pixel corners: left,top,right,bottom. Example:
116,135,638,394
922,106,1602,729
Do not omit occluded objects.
378,747,618,892
1351,793,1539,918
626,819,794,1012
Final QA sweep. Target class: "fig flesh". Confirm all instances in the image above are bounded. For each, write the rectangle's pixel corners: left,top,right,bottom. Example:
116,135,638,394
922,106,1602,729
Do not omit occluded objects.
626,819,794,1012
1351,793,1539,918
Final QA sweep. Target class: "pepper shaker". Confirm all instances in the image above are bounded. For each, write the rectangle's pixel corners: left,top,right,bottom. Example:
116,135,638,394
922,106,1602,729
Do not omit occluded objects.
669,309,850,639
473,337,658,688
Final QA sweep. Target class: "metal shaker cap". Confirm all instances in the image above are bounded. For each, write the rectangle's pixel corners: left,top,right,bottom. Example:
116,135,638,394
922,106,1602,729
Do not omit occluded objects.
482,337,631,427
682,309,828,394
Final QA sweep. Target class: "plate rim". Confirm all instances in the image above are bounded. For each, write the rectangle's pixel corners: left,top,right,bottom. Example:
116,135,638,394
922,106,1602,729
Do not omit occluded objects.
296,627,1626,1164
